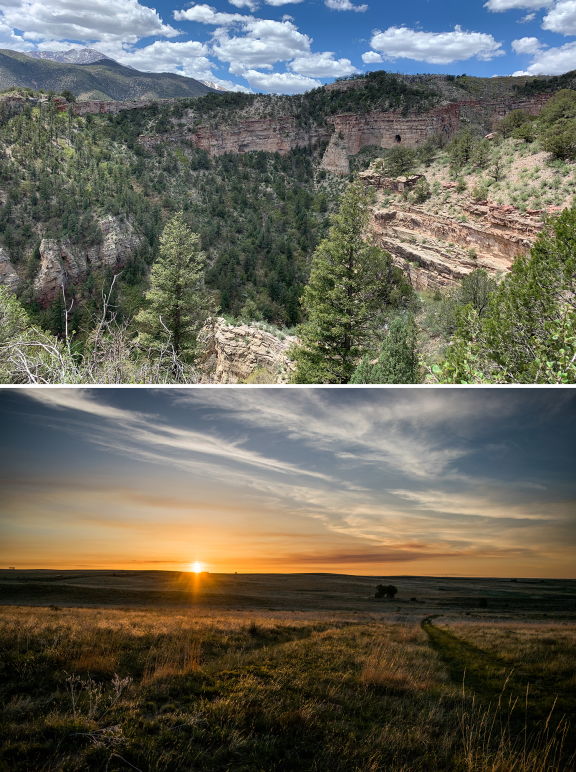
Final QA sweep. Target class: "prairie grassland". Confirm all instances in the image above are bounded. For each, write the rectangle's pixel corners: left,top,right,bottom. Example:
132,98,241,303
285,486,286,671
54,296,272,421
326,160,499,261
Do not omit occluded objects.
0,606,573,772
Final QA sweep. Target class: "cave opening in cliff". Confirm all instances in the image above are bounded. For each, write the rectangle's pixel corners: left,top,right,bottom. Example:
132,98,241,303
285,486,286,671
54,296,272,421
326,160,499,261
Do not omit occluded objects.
395,134,402,143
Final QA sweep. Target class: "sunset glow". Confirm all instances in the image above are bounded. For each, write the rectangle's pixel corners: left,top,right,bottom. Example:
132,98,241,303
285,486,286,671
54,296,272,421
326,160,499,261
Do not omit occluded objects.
1,388,575,578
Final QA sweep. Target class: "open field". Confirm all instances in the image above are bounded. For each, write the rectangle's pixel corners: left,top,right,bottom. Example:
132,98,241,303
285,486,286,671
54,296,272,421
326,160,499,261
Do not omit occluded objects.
0,573,575,771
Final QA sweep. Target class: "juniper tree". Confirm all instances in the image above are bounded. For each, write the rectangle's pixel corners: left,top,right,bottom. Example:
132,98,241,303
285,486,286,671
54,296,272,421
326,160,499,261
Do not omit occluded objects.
292,180,413,384
351,315,421,384
135,212,215,360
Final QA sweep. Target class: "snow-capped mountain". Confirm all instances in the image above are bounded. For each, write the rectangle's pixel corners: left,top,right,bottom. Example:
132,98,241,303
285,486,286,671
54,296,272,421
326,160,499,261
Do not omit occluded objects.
199,81,228,92
24,48,117,65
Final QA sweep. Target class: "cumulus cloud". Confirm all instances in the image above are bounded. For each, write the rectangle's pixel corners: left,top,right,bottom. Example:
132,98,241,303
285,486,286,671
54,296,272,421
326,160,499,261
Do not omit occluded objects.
0,18,34,50
1,0,179,47
113,39,214,80
173,4,249,24
324,0,368,10
362,50,383,63
238,68,320,92
289,51,359,77
484,0,551,10
512,39,576,73
212,18,311,70
511,35,544,53
518,11,537,20
229,0,259,10
542,0,576,33
369,25,505,65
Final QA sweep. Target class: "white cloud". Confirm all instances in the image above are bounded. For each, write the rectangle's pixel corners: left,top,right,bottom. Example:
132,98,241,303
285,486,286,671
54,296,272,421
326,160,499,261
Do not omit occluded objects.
290,51,359,77
229,0,259,9
484,0,551,10
542,0,576,33
518,11,537,20
512,39,576,73
370,25,505,64
324,0,368,11
238,68,319,92
213,18,311,70
174,5,249,25
1,0,179,47
511,35,543,53
113,39,213,80
362,50,383,63
0,18,34,50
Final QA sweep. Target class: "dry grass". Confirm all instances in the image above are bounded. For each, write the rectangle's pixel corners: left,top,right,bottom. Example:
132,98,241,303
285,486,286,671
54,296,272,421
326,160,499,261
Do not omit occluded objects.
440,621,576,686
0,606,574,772
361,623,445,693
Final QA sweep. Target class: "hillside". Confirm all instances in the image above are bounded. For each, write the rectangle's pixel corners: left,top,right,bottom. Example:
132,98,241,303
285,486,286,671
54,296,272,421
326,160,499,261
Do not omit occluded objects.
0,70,575,383
0,50,215,100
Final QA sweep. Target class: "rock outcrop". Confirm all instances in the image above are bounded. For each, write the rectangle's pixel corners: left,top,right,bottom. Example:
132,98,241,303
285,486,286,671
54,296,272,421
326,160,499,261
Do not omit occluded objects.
0,248,19,291
320,103,460,175
139,116,330,156
33,215,142,306
196,317,298,383
368,202,546,290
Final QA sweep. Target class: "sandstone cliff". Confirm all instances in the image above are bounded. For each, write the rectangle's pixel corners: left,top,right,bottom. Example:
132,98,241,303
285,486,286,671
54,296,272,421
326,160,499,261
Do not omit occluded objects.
0,248,19,292
33,215,142,306
138,116,329,156
320,104,461,175
196,317,298,383
367,200,544,290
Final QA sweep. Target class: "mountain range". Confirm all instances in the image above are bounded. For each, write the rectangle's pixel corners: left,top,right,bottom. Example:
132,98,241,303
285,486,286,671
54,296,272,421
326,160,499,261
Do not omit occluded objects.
0,48,218,100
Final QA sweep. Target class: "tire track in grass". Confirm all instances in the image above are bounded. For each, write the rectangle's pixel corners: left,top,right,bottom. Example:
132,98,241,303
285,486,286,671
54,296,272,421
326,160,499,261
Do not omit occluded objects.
421,616,574,748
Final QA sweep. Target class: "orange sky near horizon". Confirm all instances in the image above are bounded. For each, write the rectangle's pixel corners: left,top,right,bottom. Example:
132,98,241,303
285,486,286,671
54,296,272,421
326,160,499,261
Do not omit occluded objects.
1,388,575,579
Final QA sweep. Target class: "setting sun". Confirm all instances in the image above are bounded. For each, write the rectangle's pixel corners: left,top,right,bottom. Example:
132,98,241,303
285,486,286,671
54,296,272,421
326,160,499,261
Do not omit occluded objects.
192,562,202,573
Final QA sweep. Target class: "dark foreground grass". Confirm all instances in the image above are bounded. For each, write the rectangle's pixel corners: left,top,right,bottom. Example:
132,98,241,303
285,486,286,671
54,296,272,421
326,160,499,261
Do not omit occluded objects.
0,607,573,772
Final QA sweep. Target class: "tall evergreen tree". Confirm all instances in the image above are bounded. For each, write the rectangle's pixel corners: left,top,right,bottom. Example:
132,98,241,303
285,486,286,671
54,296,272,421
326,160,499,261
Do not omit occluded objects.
350,315,421,384
135,212,215,359
292,180,413,384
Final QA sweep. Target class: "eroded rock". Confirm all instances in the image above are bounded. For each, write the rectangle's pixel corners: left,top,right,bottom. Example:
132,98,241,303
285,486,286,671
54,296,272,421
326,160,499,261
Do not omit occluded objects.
196,317,298,384
33,216,142,306
368,202,546,290
0,248,19,292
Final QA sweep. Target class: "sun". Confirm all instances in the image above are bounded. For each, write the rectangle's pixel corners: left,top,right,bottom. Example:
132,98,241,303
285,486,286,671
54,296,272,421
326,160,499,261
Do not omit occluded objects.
191,562,203,573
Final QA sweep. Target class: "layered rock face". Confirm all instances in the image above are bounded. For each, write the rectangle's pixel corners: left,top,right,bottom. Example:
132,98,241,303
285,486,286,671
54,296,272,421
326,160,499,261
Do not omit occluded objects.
321,104,461,175
139,116,329,156
33,215,142,306
458,93,554,128
0,248,19,291
196,317,298,383
368,203,544,290
193,116,328,156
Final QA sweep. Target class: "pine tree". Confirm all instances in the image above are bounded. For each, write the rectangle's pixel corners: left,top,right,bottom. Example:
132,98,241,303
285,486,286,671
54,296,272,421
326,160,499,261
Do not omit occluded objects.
350,315,421,384
135,212,215,360
292,180,413,384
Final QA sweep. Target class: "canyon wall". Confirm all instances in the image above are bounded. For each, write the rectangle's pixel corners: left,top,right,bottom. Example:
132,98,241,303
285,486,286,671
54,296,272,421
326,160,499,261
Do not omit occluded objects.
320,103,461,175
458,93,554,128
196,317,298,383
33,215,142,306
367,201,544,290
192,116,328,157
0,248,19,292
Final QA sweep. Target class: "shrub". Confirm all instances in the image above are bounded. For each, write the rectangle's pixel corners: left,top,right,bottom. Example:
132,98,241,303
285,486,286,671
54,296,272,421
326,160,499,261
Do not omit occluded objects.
375,584,398,599
412,177,431,203
472,184,489,202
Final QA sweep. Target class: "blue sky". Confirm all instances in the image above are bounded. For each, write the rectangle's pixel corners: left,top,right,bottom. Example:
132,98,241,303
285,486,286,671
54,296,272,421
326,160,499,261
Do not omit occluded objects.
0,0,575,93
1,388,575,576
